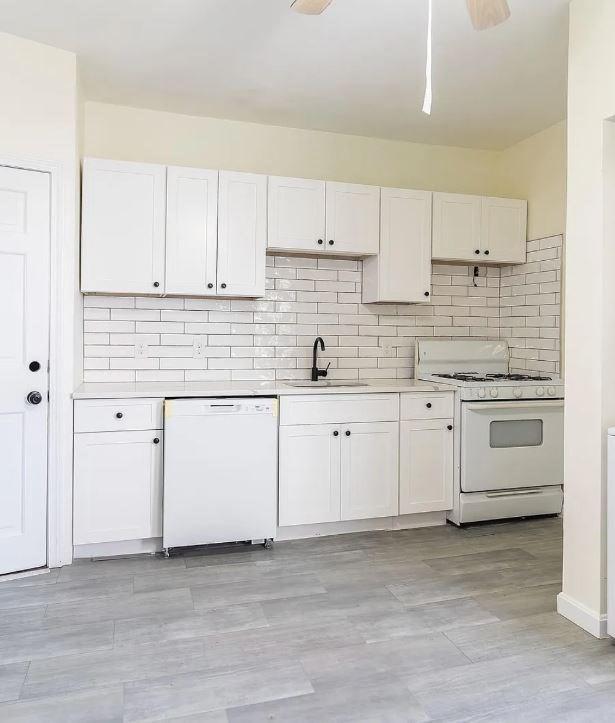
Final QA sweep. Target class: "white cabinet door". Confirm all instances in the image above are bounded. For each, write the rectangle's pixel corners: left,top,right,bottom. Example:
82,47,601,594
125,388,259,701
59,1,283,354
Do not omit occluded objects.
363,188,432,303
399,419,453,514
432,192,482,263
340,422,399,521
165,166,218,296
279,424,341,526
73,430,163,544
481,197,527,264
217,171,267,298
325,181,380,256
268,176,326,253
81,158,166,294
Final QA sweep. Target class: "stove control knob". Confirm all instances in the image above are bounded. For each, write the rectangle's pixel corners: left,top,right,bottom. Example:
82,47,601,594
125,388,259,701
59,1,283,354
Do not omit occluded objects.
547,386,556,397
536,386,545,397
478,388,487,399
489,388,499,398
513,387,522,398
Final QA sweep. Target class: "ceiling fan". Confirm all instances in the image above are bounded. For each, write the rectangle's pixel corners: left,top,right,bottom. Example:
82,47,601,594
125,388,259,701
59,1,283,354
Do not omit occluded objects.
290,0,511,115
290,0,511,31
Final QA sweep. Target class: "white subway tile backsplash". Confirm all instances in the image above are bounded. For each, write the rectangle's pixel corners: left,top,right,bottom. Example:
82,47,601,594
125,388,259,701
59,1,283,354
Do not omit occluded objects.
82,237,562,382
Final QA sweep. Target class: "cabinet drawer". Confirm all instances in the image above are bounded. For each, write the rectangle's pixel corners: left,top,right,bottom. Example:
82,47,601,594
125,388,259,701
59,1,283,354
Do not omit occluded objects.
74,398,164,433
280,394,399,426
400,392,454,420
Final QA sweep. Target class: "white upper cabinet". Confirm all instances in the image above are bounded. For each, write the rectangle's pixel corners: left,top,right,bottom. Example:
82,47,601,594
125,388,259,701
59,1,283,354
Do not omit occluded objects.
268,176,326,253
217,171,267,298
362,188,432,304
432,192,482,263
165,166,218,296
432,192,527,264
481,197,527,264
325,182,380,256
81,158,166,295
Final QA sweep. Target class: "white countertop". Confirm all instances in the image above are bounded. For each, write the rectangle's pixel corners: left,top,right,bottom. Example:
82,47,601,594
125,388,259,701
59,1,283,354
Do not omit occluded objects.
72,379,449,400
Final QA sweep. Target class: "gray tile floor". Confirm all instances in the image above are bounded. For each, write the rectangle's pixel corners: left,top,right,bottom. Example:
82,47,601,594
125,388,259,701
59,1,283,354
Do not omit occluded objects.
0,517,614,722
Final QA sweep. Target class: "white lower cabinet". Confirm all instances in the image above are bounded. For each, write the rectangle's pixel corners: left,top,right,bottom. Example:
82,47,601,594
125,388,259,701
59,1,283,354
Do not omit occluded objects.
399,419,454,514
73,429,163,545
340,422,399,521
278,424,341,526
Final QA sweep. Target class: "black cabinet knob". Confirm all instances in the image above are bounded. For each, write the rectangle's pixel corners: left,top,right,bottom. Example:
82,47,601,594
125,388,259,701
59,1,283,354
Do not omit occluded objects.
29,361,41,372
333,430,339,437
328,240,334,246
153,437,160,444
484,250,490,256
317,239,324,245
115,412,123,419
474,249,480,255
426,402,432,409
220,283,227,289
153,281,160,288
447,425,453,431
424,291,430,297
207,283,214,289
345,430,351,436
26,391,42,405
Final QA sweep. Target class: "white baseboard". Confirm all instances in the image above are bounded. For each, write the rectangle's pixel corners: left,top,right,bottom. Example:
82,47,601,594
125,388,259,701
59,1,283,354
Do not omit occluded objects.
276,511,446,541
557,592,608,638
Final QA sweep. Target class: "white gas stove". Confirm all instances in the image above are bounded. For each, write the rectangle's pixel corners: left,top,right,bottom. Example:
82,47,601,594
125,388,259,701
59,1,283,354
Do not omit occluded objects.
416,340,564,525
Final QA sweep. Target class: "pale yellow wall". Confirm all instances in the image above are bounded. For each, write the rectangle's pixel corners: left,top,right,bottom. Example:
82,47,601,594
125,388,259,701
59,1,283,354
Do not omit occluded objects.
496,120,567,240
559,0,615,634
83,101,500,195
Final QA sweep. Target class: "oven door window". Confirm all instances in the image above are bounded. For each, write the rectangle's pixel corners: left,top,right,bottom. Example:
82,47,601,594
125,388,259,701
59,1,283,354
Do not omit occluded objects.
489,419,543,449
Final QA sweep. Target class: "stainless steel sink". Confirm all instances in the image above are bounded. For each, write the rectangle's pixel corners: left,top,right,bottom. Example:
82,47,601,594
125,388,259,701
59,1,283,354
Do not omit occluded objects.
284,381,368,388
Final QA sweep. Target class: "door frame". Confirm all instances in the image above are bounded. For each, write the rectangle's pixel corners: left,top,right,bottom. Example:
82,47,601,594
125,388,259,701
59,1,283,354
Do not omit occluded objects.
0,154,76,570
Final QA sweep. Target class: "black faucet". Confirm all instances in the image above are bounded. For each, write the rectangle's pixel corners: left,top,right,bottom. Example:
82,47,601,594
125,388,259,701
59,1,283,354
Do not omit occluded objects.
311,337,330,382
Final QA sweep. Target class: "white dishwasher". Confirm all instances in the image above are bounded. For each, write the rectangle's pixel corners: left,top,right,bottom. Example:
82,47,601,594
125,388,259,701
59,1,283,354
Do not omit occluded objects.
163,398,278,551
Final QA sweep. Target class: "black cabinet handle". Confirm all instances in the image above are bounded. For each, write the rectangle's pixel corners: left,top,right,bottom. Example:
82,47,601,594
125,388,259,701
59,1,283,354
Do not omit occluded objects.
29,361,41,372
328,240,334,246
474,249,480,255
426,403,432,409
115,412,123,419
333,430,339,437
220,283,227,289
153,281,160,288
153,437,160,444
424,291,430,297
447,425,453,431
207,283,214,289
317,239,324,245
484,250,490,256
345,430,351,436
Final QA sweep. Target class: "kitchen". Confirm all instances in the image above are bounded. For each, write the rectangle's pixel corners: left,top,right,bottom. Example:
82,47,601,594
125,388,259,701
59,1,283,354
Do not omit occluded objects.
1,0,614,720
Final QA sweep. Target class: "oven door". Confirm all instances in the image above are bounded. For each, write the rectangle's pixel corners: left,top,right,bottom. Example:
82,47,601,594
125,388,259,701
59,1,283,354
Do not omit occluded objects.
461,400,564,492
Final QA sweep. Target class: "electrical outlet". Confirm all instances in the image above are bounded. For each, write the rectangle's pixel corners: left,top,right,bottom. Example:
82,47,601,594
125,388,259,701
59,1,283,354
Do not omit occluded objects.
193,338,205,358
135,343,149,358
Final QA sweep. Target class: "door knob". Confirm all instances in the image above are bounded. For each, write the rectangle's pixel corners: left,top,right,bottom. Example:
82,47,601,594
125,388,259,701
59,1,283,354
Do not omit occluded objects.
27,391,43,405
29,361,41,372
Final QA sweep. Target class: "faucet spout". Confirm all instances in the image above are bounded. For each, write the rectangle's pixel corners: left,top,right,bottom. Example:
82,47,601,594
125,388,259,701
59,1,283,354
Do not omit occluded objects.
311,337,327,382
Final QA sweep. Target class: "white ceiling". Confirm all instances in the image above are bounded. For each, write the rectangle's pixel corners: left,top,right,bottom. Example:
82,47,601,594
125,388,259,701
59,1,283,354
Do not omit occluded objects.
0,0,569,150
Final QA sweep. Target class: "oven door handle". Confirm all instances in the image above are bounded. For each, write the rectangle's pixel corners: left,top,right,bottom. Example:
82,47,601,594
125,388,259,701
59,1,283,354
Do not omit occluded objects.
464,400,564,412
485,489,545,498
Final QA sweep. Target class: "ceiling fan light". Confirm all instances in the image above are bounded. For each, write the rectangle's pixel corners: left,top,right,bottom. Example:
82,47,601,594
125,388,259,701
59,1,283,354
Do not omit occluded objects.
291,0,333,15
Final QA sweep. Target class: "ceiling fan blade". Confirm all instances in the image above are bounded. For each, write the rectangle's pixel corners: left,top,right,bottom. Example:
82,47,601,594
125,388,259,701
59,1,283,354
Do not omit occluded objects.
466,0,510,30
291,0,333,15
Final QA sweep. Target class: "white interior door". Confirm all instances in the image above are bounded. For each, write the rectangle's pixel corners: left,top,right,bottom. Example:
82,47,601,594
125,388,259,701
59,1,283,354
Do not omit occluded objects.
165,166,218,296
0,166,50,575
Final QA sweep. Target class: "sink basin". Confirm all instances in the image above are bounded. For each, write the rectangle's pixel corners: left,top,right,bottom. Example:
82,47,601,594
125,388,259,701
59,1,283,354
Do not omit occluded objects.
284,381,368,388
